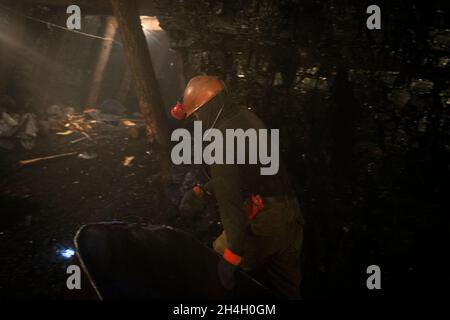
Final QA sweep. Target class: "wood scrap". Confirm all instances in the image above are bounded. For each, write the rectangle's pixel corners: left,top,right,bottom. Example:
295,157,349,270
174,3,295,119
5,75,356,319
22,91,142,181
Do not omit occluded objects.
19,152,78,165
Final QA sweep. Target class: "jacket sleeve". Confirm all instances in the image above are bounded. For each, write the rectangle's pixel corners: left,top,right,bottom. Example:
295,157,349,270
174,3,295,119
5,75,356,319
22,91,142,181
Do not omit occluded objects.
202,179,215,196
210,163,247,256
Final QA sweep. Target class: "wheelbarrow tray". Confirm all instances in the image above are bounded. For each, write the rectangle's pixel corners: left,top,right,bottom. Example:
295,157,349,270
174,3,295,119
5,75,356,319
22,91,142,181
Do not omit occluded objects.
74,222,275,300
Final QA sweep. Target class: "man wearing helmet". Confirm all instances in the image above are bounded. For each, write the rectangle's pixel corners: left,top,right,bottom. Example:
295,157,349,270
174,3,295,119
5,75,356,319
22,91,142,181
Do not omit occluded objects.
171,75,304,299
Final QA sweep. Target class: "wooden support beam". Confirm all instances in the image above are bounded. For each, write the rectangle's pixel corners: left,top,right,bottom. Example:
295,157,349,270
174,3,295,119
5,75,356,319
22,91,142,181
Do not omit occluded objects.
117,63,132,104
110,0,170,180
86,16,118,107
27,0,160,16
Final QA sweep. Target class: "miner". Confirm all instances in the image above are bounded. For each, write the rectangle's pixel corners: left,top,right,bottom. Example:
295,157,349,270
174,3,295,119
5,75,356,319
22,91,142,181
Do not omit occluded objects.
171,75,304,299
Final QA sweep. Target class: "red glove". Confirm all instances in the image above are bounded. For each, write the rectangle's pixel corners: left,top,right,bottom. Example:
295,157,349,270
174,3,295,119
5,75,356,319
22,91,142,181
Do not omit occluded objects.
223,248,242,266
192,184,204,198
243,194,265,220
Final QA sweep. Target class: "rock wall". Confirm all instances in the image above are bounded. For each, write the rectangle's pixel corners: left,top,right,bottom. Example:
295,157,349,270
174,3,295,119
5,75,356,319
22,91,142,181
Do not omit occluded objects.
153,0,450,298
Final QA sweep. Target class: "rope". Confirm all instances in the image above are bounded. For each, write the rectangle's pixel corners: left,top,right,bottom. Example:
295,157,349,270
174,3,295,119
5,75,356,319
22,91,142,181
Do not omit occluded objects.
0,3,122,46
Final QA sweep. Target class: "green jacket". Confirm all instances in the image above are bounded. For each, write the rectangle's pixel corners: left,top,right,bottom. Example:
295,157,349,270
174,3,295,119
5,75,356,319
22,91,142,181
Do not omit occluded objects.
206,107,303,256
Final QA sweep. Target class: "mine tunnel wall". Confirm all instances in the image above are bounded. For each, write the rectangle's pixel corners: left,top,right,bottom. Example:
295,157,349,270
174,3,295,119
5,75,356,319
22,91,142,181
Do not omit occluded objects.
153,0,450,298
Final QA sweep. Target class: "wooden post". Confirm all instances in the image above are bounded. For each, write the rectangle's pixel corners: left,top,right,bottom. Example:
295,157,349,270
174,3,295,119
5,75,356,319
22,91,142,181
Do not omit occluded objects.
85,16,118,107
110,0,170,180
117,63,132,104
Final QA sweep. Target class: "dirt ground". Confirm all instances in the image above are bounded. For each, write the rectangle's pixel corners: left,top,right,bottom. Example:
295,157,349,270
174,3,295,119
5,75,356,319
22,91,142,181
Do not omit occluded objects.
0,129,220,299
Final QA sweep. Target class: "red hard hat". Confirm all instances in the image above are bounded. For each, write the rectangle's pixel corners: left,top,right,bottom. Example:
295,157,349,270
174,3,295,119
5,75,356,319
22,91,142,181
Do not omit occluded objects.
170,75,225,120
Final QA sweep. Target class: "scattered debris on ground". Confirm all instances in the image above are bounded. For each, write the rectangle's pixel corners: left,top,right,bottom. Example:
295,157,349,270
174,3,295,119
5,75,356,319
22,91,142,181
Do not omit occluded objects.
0,112,38,150
19,151,78,165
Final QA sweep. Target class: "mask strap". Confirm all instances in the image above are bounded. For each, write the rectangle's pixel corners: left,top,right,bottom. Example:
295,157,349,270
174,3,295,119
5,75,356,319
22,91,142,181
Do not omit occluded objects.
204,104,224,140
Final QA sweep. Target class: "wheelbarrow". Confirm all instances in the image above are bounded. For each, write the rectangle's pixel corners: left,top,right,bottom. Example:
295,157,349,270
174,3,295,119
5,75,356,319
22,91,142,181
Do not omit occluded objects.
73,222,275,299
